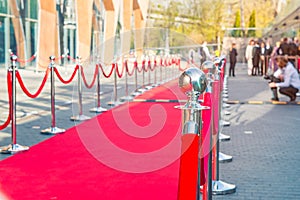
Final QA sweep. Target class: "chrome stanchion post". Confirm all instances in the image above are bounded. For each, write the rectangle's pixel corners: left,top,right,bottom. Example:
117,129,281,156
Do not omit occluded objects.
216,58,231,141
200,61,217,200
131,57,141,97
162,56,166,83
41,56,65,134
70,56,91,121
172,55,175,80
120,59,133,101
216,58,232,163
90,63,107,113
211,57,236,195
0,55,30,154
167,55,171,81
145,57,152,89
134,59,138,90
107,61,122,107
160,55,163,83
137,58,147,93
153,55,158,86
176,67,209,200
221,60,231,117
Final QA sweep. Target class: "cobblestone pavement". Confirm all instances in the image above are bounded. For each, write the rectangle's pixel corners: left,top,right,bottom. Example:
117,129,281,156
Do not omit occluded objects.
214,63,300,200
1,62,300,199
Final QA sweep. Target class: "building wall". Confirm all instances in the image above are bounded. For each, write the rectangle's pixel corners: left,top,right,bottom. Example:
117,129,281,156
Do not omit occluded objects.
0,0,149,67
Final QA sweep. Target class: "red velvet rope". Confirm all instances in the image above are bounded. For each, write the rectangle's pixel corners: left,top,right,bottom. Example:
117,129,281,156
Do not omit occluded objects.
178,63,189,71
116,62,125,78
136,61,144,73
143,61,149,72
178,134,200,200
149,60,156,71
80,65,98,89
55,55,64,61
163,59,168,67
125,61,136,76
66,55,76,62
164,58,169,67
99,63,115,78
17,54,36,63
0,72,12,130
176,59,181,66
54,65,79,84
160,58,163,66
16,68,50,98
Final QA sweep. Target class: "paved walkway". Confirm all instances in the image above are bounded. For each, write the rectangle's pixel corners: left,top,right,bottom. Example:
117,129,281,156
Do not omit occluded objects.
0,62,300,199
215,63,300,199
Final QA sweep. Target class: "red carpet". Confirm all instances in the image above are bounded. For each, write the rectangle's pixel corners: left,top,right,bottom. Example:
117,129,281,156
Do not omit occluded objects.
0,79,190,200
135,79,187,100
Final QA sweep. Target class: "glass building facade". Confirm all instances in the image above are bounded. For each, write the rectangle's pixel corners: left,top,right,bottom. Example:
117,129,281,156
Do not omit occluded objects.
0,0,38,66
0,0,108,67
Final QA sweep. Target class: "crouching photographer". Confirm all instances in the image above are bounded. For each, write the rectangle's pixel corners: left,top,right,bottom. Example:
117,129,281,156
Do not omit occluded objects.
268,57,300,102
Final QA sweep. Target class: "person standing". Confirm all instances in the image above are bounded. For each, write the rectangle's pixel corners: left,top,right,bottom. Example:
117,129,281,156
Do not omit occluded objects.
245,39,255,75
200,41,212,64
229,43,238,77
265,40,273,75
279,37,290,55
260,42,266,76
270,41,281,73
252,41,261,76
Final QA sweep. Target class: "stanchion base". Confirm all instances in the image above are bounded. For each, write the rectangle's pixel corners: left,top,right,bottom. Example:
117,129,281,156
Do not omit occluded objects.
212,180,236,195
120,96,134,102
223,94,229,98
41,126,66,135
89,107,107,113
94,92,104,96
224,110,231,115
107,101,122,107
70,115,91,121
219,133,231,141
145,85,154,90
130,91,142,97
0,144,29,154
223,103,230,108
221,120,231,127
219,152,233,163
137,88,148,93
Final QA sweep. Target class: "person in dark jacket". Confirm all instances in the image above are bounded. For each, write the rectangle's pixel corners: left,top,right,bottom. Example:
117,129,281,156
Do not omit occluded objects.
252,41,261,76
279,37,290,55
260,42,266,76
264,40,273,75
229,43,238,77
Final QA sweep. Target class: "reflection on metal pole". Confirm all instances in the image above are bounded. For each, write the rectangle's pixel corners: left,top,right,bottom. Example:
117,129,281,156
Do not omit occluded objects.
0,55,30,154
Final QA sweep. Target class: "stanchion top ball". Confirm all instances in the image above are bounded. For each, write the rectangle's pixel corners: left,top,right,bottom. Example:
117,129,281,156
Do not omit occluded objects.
11,55,17,61
179,67,207,94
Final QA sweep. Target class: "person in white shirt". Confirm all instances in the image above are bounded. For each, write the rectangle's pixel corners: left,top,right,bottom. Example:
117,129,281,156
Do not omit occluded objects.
199,41,212,65
202,41,211,60
245,39,255,76
269,57,300,102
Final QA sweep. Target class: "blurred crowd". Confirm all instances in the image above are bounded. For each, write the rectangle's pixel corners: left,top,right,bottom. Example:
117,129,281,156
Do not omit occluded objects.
245,37,300,76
